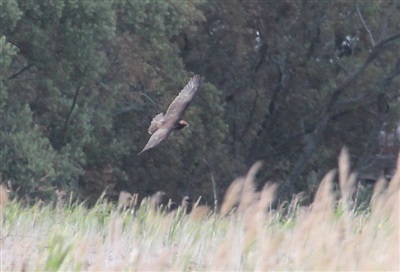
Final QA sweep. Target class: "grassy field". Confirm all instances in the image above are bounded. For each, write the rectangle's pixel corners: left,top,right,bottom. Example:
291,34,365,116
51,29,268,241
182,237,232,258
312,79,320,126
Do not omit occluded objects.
1,151,399,271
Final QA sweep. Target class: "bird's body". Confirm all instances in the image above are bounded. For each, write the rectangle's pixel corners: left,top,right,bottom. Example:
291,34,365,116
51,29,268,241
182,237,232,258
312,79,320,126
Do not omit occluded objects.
138,75,201,154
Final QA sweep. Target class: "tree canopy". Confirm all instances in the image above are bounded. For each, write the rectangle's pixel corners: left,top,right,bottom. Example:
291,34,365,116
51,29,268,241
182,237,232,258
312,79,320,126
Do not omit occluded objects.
1,0,399,204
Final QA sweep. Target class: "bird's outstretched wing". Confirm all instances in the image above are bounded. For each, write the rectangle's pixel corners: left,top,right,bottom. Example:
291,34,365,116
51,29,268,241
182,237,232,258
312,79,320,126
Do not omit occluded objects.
138,128,170,155
163,75,201,128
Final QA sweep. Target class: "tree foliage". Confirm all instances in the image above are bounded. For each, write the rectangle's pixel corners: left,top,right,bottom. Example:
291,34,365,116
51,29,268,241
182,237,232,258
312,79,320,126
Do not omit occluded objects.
1,0,399,204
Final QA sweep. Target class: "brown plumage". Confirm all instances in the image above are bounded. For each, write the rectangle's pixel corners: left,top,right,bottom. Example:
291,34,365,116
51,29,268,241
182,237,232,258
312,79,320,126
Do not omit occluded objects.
138,75,201,155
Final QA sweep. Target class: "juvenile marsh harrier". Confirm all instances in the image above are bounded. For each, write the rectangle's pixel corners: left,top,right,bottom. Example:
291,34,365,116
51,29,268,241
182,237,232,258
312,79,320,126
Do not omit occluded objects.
138,75,201,155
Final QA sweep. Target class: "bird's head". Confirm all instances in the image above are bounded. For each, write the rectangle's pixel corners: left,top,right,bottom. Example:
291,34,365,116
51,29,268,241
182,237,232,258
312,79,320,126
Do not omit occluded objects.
175,120,189,130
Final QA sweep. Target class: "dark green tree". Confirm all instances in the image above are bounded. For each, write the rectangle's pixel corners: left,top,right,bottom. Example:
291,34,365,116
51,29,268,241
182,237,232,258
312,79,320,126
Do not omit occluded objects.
184,0,399,199
1,0,398,205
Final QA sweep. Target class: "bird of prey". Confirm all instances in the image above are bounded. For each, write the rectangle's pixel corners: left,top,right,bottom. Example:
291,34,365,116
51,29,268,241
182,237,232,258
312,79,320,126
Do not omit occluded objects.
138,75,201,155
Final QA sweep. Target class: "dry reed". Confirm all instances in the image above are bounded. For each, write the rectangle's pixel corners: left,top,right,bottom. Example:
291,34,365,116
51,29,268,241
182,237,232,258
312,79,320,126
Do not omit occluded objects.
1,152,399,271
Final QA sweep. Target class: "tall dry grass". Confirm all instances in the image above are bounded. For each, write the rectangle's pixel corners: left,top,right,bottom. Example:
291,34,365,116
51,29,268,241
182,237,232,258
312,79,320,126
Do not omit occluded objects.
1,150,399,271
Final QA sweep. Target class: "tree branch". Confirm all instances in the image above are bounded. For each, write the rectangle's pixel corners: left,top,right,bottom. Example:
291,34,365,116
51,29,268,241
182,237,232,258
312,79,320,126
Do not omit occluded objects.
58,85,82,150
284,31,400,185
249,57,288,156
8,63,34,80
356,4,375,46
237,43,268,142
325,31,400,112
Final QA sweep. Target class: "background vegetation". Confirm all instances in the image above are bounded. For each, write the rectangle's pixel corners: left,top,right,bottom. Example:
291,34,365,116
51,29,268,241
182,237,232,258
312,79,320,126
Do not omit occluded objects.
1,151,399,271
1,0,399,203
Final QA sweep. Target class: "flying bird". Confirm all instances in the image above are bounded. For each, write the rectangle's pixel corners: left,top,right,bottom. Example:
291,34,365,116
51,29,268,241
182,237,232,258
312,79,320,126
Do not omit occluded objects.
138,75,201,155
